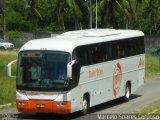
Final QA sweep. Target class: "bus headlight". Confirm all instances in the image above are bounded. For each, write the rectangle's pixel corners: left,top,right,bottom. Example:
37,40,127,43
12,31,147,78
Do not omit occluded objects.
18,100,26,105
56,101,67,107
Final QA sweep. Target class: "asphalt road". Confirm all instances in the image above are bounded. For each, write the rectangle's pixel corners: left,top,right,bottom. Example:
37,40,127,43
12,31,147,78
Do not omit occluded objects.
1,78,160,120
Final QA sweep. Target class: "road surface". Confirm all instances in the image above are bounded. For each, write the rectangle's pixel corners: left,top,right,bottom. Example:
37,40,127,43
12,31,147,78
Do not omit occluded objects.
0,78,160,120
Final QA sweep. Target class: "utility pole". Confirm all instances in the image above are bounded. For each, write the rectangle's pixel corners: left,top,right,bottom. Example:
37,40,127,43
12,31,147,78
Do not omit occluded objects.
2,0,6,41
89,0,92,29
87,0,98,29
95,0,97,29
2,8,6,41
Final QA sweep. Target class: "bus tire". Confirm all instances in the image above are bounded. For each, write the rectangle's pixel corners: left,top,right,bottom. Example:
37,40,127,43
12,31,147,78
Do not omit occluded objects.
81,95,90,115
123,83,131,102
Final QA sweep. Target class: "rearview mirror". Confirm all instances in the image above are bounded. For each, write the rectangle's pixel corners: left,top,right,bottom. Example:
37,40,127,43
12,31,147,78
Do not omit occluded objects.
7,59,17,78
67,60,76,78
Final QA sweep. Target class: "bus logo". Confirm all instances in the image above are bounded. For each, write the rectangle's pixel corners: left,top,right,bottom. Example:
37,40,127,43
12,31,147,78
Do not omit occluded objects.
138,58,144,68
89,68,103,78
113,63,122,97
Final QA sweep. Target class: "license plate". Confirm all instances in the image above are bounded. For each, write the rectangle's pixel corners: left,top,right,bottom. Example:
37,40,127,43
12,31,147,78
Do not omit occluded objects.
36,104,45,108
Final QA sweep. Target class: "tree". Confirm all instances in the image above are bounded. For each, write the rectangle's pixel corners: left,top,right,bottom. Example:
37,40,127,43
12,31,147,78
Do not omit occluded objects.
135,0,142,13
1,0,158,35
143,0,160,34
127,0,136,29
98,0,132,29
0,0,8,40
25,0,42,28
36,0,56,29
52,0,86,31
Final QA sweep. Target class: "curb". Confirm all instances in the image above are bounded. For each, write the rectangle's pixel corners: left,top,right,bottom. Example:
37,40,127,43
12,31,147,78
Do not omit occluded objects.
148,108,160,115
0,103,12,109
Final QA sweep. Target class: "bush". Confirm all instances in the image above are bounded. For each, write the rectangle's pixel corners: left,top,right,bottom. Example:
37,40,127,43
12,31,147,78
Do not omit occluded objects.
7,11,33,31
44,23,64,32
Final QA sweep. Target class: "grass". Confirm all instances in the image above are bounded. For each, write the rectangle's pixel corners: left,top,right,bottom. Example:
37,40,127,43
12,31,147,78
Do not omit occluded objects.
0,51,159,105
136,101,160,115
145,54,160,77
137,106,160,114
0,50,18,105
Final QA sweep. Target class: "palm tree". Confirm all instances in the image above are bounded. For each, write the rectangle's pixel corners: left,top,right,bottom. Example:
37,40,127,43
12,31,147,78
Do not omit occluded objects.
98,0,132,29
52,0,86,31
0,0,8,40
22,0,42,28
143,0,160,33
135,0,142,13
127,0,136,29
32,0,56,29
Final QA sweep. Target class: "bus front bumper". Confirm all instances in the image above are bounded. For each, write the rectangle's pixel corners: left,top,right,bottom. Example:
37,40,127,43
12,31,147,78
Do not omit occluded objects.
16,100,71,114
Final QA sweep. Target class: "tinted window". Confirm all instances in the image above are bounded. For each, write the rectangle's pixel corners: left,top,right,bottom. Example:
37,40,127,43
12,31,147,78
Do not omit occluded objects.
72,36,144,66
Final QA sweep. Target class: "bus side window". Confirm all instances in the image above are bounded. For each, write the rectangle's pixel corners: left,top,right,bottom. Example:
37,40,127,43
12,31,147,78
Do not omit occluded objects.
123,40,127,58
127,39,135,56
94,44,101,63
88,45,95,65
105,42,111,61
72,49,81,88
88,46,93,65
101,44,107,62
140,37,145,53
117,44,121,58
136,37,145,54
119,41,126,58
73,46,90,66
81,46,89,66
91,44,107,63
72,50,80,63
112,41,118,60
94,46,99,63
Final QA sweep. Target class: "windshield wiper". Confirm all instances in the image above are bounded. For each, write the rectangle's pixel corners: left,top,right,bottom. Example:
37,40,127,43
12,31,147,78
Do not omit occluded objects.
63,78,70,88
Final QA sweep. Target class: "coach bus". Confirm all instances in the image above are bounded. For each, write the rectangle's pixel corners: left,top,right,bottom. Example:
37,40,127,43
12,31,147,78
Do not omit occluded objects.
7,29,145,114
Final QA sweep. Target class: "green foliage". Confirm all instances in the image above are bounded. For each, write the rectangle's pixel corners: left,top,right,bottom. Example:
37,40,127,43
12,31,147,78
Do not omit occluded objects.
145,54,160,77
136,102,160,114
6,11,33,31
6,31,26,48
7,31,23,38
0,0,160,34
43,23,64,32
0,51,17,105
142,0,160,34
98,0,132,28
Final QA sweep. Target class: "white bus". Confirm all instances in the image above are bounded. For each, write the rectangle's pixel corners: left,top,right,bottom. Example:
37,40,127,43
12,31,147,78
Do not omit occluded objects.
8,29,145,114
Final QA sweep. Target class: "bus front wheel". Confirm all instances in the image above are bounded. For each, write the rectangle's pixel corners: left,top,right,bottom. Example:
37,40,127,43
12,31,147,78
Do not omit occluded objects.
81,95,90,115
123,83,131,102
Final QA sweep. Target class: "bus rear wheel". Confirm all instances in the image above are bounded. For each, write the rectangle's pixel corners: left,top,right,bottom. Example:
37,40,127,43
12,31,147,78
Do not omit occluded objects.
81,95,90,115
123,83,131,102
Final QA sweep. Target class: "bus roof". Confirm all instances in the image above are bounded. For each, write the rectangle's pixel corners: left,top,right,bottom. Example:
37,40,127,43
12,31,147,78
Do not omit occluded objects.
20,29,144,53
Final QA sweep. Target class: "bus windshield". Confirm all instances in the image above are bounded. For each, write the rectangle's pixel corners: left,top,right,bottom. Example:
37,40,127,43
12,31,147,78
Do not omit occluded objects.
17,51,71,91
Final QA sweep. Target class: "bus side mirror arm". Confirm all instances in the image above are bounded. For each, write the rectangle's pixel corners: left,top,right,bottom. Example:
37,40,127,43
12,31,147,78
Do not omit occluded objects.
7,59,17,78
67,60,76,78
